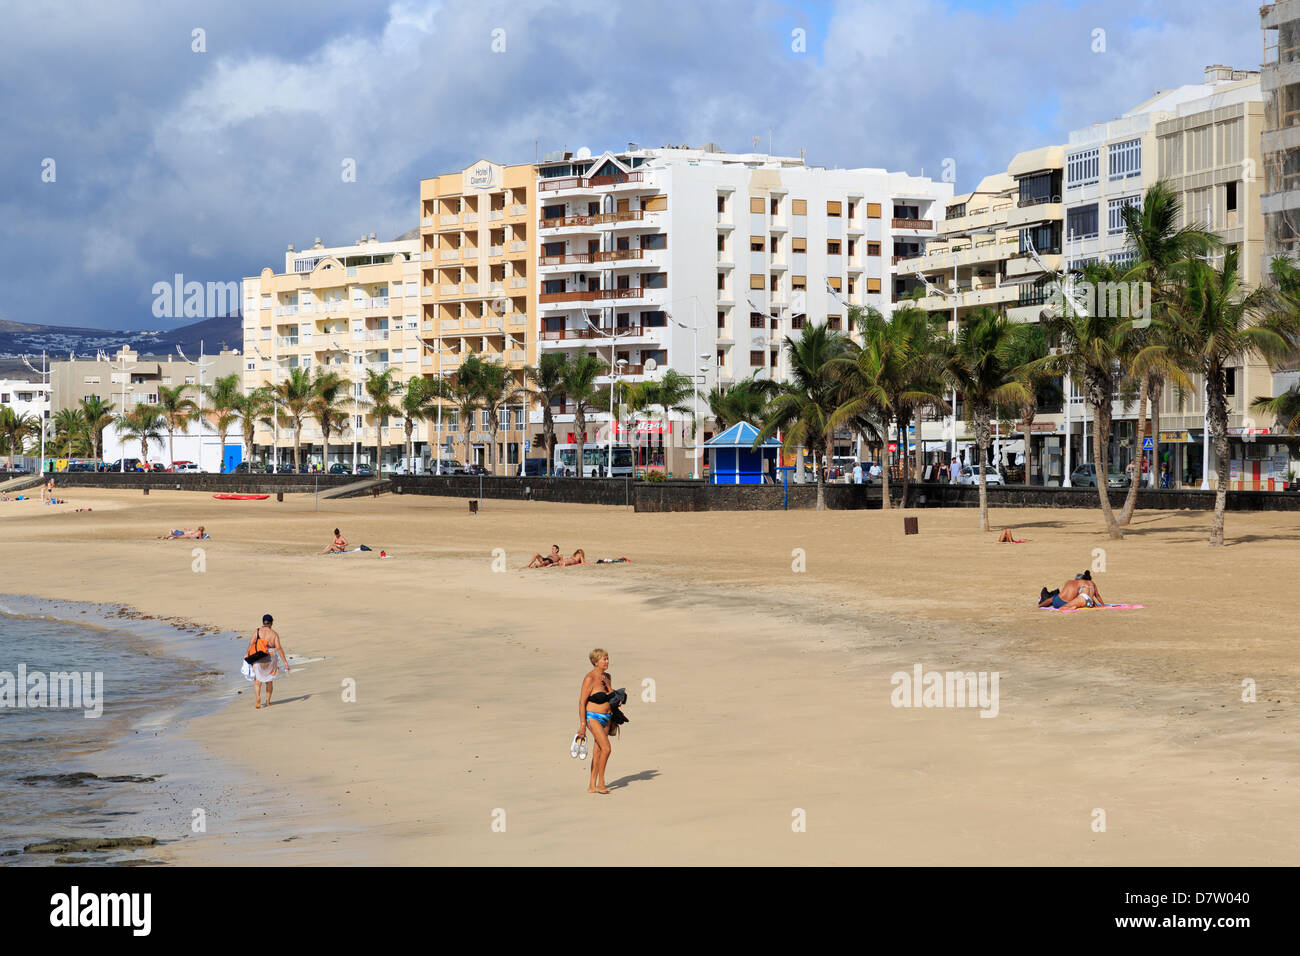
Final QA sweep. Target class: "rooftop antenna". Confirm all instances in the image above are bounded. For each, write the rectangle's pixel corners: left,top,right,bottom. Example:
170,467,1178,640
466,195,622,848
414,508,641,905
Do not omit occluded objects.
752,136,760,152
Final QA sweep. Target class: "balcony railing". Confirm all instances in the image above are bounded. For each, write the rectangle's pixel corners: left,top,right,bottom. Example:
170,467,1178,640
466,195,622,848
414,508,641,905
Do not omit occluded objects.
1016,195,1061,209
539,286,661,304
539,209,650,229
891,218,934,230
539,171,646,192
540,323,661,340
539,247,649,267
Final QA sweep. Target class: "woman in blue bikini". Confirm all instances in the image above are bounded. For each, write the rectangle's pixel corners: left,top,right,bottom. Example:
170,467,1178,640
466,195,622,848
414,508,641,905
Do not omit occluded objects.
577,648,614,795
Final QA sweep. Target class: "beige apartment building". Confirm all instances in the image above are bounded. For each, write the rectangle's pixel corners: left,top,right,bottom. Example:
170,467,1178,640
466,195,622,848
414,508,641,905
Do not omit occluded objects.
419,160,536,470
52,346,242,415
241,234,423,468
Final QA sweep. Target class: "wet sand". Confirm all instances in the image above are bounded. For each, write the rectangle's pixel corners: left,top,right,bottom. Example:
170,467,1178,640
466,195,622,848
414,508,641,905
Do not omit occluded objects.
1,487,1296,864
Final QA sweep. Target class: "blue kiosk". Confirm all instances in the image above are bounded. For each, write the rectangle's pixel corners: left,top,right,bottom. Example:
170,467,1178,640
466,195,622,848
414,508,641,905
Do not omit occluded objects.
705,421,781,484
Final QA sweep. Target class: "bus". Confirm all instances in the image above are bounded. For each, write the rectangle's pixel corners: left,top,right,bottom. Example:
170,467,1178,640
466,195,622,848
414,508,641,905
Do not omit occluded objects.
554,443,635,478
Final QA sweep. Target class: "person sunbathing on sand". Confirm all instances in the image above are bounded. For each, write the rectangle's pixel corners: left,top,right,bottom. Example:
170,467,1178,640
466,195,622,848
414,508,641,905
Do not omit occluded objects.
550,549,586,567
320,528,347,554
1038,571,1104,609
525,545,562,568
160,526,206,540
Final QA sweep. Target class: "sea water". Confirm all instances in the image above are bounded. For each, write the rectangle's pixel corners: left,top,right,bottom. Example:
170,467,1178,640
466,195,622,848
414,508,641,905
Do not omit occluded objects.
0,600,209,864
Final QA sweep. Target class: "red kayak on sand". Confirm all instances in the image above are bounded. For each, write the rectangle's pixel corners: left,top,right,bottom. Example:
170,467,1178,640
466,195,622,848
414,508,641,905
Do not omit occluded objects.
212,493,269,500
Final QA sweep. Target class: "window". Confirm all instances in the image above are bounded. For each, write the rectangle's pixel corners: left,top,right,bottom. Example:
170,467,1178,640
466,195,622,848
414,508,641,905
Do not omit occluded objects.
83,376,100,385
751,236,765,252
643,195,667,212
792,199,807,215
827,276,842,290
717,195,726,213
1019,223,1060,256
847,239,856,256
1066,204,1099,240
792,276,807,290
642,311,667,326
750,274,765,290
750,350,764,366
1109,138,1141,181
750,197,765,213
750,312,765,328
1225,368,1236,396
828,315,842,330
866,203,881,219
792,237,807,253
946,202,967,219
1018,172,1057,206
1226,181,1238,213
643,233,667,250
642,272,667,289
826,201,842,217
847,201,856,219
791,316,806,329
867,241,881,256
1067,148,1099,188
717,311,726,329
827,240,841,255
866,278,881,293
1108,195,1139,236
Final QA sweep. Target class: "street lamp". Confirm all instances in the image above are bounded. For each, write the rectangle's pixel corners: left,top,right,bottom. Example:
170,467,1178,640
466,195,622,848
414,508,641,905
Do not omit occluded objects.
20,351,48,476
329,337,362,474
913,268,959,466
580,311,637,478
664,295,702,478
608,358,628,476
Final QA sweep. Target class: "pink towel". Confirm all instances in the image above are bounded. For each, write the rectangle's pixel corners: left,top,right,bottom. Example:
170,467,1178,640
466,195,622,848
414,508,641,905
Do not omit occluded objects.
1040,603,1145,613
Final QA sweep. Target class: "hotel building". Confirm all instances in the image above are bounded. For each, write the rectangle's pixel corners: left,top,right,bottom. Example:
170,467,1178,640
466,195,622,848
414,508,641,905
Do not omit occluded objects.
533,143,951,473
418,160,536,470
242,234,423,468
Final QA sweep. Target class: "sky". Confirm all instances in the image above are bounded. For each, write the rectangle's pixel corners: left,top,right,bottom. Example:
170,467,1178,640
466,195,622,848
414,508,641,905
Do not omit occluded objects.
0,0,1264,331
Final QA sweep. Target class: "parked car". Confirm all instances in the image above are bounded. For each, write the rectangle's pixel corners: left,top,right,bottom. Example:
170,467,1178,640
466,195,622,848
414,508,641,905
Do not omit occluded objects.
65,461,100,473
1070,463,1129,488
233,461,269,474
170,461,200,473
464,463,489,476
519,457,550,477
107,459,144,472
959,465,1005,486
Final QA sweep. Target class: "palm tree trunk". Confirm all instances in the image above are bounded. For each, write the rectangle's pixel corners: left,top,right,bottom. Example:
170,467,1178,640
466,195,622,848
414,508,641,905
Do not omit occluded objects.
1118,377,1148,525
1093,403,1122,539
293,426,301,471
1149,379,1163,488
815,440,826,511
975,417,991,532
1208,382,1230,547
574,409,586,477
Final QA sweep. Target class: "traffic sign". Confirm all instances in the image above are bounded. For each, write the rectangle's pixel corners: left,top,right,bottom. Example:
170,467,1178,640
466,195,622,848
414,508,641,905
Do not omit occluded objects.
888,442,898,453
525,440,531,452
1142,436,1153,451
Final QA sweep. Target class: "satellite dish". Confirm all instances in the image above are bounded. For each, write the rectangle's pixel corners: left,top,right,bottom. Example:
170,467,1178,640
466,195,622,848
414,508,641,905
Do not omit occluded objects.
575,147,591,159
643,357,658,372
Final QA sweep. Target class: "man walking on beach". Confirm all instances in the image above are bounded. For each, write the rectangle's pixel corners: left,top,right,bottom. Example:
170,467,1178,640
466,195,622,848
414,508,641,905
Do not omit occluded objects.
245,613,289,709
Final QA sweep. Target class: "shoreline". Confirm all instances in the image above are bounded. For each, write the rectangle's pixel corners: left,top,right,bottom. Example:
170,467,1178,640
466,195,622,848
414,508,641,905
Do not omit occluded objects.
0,489,1297,864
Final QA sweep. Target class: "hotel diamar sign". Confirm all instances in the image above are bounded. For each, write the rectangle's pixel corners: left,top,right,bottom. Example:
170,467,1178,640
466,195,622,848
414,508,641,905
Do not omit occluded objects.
464,160,501,191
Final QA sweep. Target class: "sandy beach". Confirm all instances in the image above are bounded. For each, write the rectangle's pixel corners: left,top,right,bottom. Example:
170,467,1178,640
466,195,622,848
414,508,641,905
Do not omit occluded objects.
1,487,1297,865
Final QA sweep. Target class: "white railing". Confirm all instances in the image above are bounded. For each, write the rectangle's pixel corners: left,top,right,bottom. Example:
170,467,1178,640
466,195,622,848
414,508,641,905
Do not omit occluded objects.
509,350,526,362
463,317,482,329
441,249,458,259
462,284,478,294
276,337,298,347
441,285,458,295
489,245,503,257
508,240,527,252
275,305,299,317
489,210,504,220
422,250,432,261
440,214,458,225
423,285,434,296
509,204,528,216
508,314,527,325
422,216,433,227
509,277,527,288
463,213,479,224
489,282,504,294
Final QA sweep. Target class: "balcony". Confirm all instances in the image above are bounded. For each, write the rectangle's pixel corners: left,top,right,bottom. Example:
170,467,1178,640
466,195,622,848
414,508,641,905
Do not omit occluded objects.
539,209,653,231
441,249,458,260
508,204,529,217
539,287,661,305
538,171,646,193
439,214,458,226
489,245,504,257
539,322,663,341
275,337,299,348
891,218,935,231
508,240,527,253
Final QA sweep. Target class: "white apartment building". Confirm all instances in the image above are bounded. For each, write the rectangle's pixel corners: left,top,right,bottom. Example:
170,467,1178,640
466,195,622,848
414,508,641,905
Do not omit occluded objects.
242,234,423,468
534,144,951,473
0,379,51,423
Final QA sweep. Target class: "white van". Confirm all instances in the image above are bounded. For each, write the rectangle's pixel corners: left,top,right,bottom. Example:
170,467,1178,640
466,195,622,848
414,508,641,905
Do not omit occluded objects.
554,443,634,478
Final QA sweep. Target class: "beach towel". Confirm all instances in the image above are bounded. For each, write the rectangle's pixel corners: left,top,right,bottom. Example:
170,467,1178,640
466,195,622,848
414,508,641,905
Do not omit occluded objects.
1040,603,1145,613
324,546,372,555
241,657,283,682
596,557,631,564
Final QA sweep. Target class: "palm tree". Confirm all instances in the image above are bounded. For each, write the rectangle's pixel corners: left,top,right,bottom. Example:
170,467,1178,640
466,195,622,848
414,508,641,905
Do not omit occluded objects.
398,375,446,468
308,369,351,471
201,373,243,472
835,305,949,508
560,354,609,477
1003,322,1054,482
1252,385,1300,437
525,353,568,476
155,383,198,466
115,404,167,464
756,323,850,510
272,368,313,471
234,387,275,468
0,407,39,469
708,375,776,429
52,408,89,457
363,368,403,472
643,368,697,474
1116,180,1221,518
946,308,1032,532
449,354,488,468
475,362,522,475
1166,248,1299,546
78,396,116,461
1033,263,1136,539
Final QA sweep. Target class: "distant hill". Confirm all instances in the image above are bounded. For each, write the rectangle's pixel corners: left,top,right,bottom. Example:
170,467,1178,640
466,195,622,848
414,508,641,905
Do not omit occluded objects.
0,314,244,379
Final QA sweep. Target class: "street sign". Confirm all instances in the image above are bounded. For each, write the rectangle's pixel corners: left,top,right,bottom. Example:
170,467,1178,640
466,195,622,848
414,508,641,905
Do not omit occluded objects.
888,442,898,453
524,440,530,452
1142,437,1153,451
